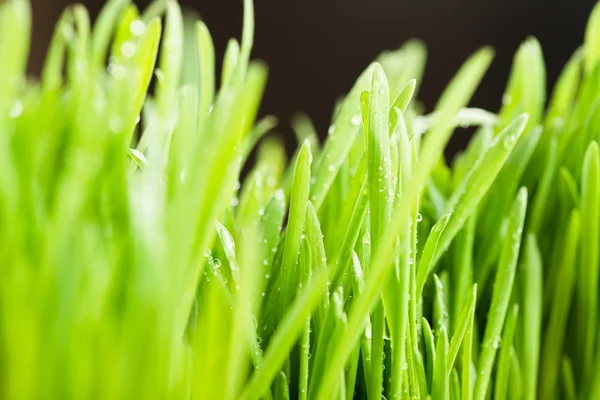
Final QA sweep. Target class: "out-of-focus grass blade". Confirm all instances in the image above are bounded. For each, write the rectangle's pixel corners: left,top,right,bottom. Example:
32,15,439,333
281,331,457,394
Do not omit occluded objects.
91,0,130,64
196,21,215,126
422,317,436,391
584,1,600,75
474,187,527,400
539,210,580,400
222,39,240,88
577,141,599,373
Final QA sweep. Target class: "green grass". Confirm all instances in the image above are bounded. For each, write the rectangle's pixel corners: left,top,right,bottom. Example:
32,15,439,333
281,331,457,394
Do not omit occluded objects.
1,0,600,398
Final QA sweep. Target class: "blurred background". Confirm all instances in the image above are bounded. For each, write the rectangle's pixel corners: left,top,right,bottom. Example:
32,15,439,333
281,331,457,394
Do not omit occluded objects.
29,0,597,154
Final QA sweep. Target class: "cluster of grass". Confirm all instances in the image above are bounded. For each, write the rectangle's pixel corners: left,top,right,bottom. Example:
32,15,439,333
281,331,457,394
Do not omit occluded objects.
1,0,600,398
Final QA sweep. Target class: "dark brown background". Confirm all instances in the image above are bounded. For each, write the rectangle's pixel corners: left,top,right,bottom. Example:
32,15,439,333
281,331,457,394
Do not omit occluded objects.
29,0,597,154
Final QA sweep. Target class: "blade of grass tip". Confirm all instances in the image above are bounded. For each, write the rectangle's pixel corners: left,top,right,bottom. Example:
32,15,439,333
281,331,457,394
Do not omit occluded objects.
235,0,254,83
41,8,73,93
310,63,375,210
521,234,543,400
239,269,329,400
498,37,545,130
462,300,475,400
447,285,477,377
291,112,320,159
222,39,240,88
279,140,311,319
577,141,600,374
365,64,393,400
0,0,31,110
156,0,183,118
432,327,449,400
389,79,416,134
416,213,451,299
474,187,527,400
91,0,130,64
539,210,579,400
117,18,162,147
493,305,519,400
196,21,215,126
562,357,577,400
67,5,90,89
451,216,476,332
141,0,167,23
314,47,494,400
434,115,529,269
584,1,600,75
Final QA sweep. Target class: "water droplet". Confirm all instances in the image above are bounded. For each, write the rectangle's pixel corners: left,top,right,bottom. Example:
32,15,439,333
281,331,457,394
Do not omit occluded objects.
328,164,335,172
266,176,277,187
502,94,512,105
135,115,141,125
121,41,136,58
492,337,502,349
234,181,241,191
130,19,146,36
180,171,186,183
265,273,270,279
328,125,336,135
416,213,423,222
351,114,362,126
9,101,22,118
261,292,266,297
230,197,239,207
258,208,265,216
